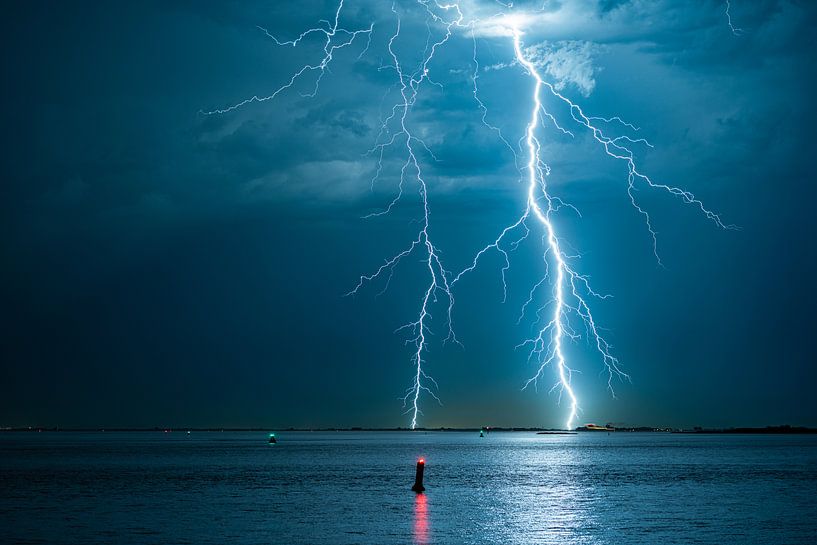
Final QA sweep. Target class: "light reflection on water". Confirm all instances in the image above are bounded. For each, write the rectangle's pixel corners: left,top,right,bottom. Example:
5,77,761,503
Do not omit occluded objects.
1,431,816,544
485,437,595,544
413,492,429,544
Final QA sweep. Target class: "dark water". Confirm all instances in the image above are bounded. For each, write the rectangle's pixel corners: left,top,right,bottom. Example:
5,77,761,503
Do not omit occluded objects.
1,431,816,544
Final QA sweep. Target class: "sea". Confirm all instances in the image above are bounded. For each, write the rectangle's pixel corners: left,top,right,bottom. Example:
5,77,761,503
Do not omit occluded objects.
1,431,816,544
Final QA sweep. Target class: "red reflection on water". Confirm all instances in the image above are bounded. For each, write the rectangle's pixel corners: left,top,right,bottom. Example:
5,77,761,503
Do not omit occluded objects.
414,493,429,544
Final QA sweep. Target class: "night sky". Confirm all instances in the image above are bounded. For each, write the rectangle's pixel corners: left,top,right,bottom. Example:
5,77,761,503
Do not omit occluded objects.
2,0,815,429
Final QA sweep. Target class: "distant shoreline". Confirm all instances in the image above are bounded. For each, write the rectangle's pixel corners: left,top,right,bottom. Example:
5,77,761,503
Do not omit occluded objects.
2,425,816,434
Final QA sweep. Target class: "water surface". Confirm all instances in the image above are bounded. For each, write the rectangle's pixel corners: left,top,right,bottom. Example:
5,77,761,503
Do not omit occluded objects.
2,431,815,544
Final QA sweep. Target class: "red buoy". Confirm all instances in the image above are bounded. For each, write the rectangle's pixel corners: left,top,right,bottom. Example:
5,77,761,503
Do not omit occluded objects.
411,458,426,492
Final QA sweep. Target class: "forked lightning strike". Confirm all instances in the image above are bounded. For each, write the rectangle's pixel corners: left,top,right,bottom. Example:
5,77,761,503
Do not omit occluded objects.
203,1,729,430
349,3,465,429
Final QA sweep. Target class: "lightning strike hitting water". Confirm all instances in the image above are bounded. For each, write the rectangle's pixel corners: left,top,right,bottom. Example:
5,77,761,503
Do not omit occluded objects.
204,1,729,430
349,2,463,429
511,30,580,428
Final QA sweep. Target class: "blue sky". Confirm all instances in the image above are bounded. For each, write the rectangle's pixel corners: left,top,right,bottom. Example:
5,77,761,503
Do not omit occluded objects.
1,0,815,428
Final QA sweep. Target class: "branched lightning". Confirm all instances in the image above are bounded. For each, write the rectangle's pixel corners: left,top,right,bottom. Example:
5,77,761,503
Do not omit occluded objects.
200,0,373,116
450,22,730,429
203,1,730,430
349,2,463,429
452,30,627,431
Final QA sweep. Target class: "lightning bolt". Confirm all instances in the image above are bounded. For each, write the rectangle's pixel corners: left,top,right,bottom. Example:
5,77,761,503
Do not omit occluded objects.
349,2,464,429
452,30,624,431
203,1,730,430
200,0,373,116
451,21,730,429
725,1,744,36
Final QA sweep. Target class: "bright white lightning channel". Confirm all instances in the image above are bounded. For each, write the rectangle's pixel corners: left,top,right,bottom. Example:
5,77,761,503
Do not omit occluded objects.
513,29,580,430
203,1,729,430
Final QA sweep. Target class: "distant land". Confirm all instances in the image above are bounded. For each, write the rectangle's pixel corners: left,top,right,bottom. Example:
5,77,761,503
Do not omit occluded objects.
2,425,816,434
